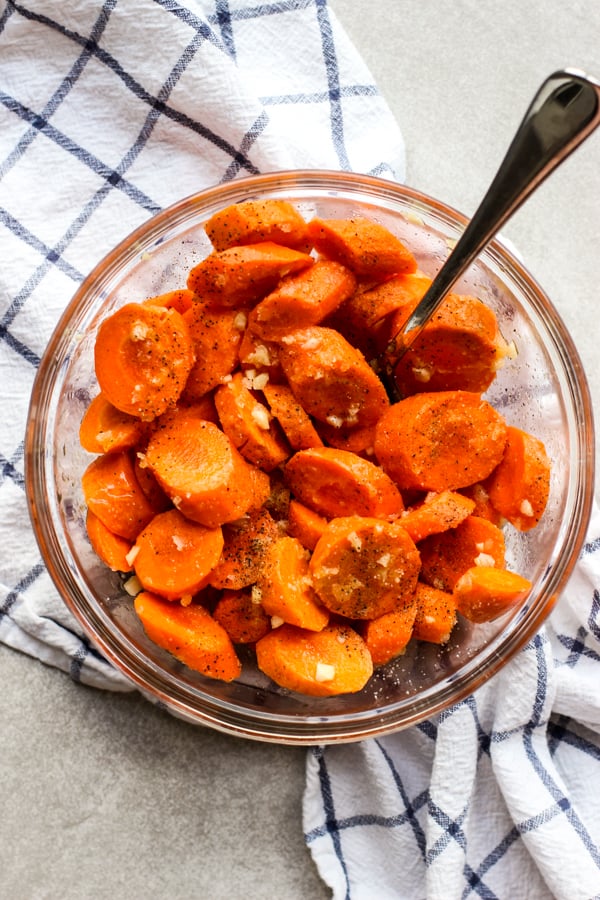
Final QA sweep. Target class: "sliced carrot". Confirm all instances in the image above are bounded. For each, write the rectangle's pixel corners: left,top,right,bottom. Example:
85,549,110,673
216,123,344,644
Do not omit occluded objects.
144,407,269,527
214,371,290,471
278,326,389,428
309,515,420,619
307,217,417,280
459,482,503,525
287,499,328,551
237,328,284,381
85,510,133,573
419,515,506,592
170,391,220,423
399,490,476,543
134,455,172,513
390,294,503,396
208,507,279,590
94,302,195,421
255,623,373,696
453,566,532,623
82,450,157,541
212,589,271,643
134,590,241,681
186,241,314,307
249,260,357,340
484,425,551,531
180,301,246,401
79,393,150,454
315,421,377,458
261,382,323,451
412,582,457,644
374,390,508,492
362,599,418,665
257,536,330,632
284,447,403,519
205,199,311,252
132,507,224,601
143,289,196,314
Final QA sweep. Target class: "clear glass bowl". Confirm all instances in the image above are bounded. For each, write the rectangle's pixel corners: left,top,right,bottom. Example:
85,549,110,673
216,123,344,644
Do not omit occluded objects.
25,170,595,744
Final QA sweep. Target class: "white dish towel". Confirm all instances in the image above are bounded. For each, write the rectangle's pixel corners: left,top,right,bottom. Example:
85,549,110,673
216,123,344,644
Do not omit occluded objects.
1,3,599,899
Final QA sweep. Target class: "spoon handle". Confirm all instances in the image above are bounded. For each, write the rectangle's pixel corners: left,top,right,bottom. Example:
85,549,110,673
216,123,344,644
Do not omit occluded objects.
394,68,600,352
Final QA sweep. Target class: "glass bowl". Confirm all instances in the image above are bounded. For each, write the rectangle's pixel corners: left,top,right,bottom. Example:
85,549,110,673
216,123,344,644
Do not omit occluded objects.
25,170,595,744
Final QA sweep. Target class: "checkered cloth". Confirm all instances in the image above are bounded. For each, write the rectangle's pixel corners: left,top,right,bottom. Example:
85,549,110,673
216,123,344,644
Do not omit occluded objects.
2,3,600,898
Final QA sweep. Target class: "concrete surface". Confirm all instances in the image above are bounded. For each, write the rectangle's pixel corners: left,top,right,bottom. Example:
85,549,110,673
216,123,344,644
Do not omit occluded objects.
1,3,599,898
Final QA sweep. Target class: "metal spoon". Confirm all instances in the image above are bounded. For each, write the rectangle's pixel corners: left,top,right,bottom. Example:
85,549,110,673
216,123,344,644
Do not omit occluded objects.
384,68,600,398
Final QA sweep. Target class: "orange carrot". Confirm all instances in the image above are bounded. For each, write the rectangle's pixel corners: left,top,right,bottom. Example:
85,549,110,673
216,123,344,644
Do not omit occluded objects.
257,536,330,631
143,289,196,315
286,499,328,551
187,241,314,307
248,260,357,340
453,566,532,623
208,507,279,590
144,407,269,527
309,515,420,619
255,623,373,696
278,326,390,428
94,302,195,421
362,599,418,665
399,490,476,543
419,515,506,592
212,589,271,643
79,393,150,454
205,199,311,252
132,507,224,601
85,510,133,573
315,421,377,457
214,371,290,471
134,590,241,681
261,382,323,451
180,301,246,401
237,328,284,381
284,447,404,519
374,390,508,492
82,450,157,541
412,582,457,644
134,455,172,513
307,217,417,280
484,425,551,531
458,482,503,525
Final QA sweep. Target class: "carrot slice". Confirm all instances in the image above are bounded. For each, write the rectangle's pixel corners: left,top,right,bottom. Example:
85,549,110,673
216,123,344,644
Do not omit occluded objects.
412,582,457,644
187,242,314,307
262,382,323,451
399,490,476,543
484,425,551,531
79,393,149,454
205,199,311,252
362,599,418,665
453,566,532,623
143,289,196,314
134,590,241,681
257,536,329,631
284,447,404,519
249,260,357,340
459,482,503,525
132,508,224,601
94,302,195,421
315,421,377,458
85,510,133,573
213,589,271,644
307,217,417,279
180,301,246,401
134,455,172,513
255,623,373,696
144,408,269,527
237,328,284,381
374,390,508,492
82,450,157,541
287,499,328,551
278,326,390,428
208,507,279,590
419,515,506,592
309,516,420,619
214,371,290,471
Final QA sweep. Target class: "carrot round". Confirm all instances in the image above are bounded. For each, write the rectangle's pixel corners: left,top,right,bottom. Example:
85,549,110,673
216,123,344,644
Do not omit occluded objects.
205,198,311,252
419,515,506,592
309,516,420,619
132,508,224,601
262,382,323,451
412,582,457,644
255,623,373,696
213,589,271,644
180,301,245,401
257,536,330,632
79,393,149,454
453,566,532,623
94,302,195,421
85,510,133,573
307,216,417,279
399,490,476,543
208,507,279,590
287,499,328,551
374,390,508,492
278,325,390,428
82,450,157,541
362,599,418,665
484,425,551,531
285,447,404,519
143,289,196,314
134,591,241,681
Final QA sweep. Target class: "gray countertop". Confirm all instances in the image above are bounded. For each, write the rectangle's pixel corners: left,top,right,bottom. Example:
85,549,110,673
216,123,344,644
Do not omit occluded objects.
2,2,598,898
